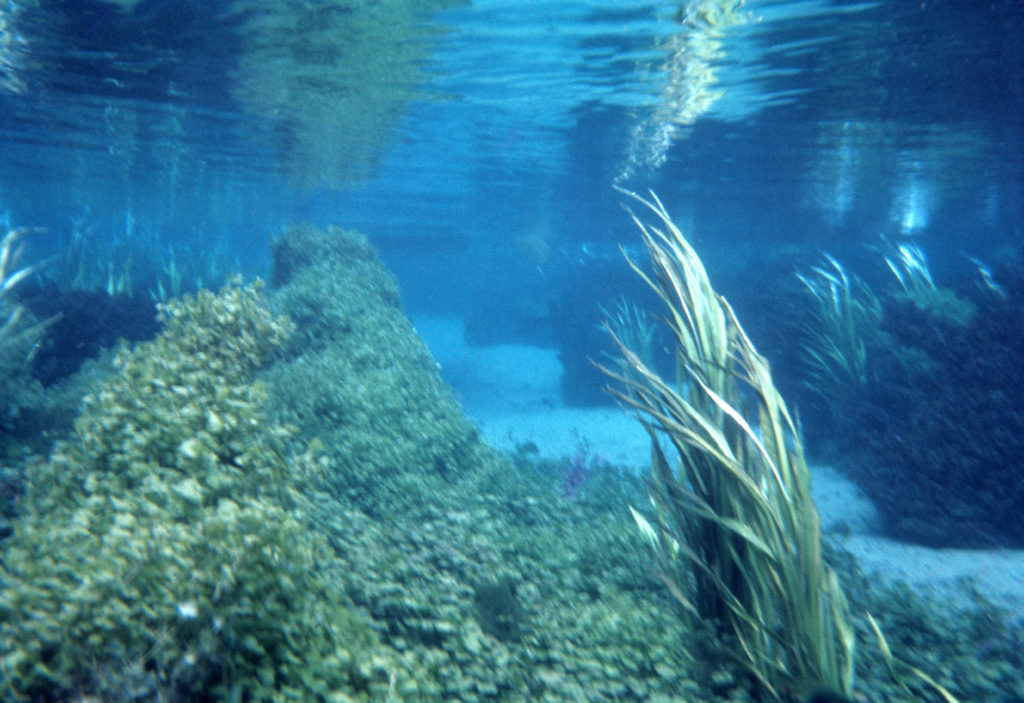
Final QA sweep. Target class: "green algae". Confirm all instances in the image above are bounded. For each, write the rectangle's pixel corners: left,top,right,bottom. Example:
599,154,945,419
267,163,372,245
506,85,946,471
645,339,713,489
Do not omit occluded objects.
264,224,705,700
0,278,403,701
1,228,1020,702
266,224,492,519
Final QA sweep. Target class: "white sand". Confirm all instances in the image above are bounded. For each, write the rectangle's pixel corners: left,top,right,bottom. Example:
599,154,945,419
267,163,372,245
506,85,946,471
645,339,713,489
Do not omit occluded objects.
414,316,1024,623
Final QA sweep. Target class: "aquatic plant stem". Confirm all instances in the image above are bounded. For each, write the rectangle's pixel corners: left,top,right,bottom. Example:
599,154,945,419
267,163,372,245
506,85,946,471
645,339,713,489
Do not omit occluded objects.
601,187,856,699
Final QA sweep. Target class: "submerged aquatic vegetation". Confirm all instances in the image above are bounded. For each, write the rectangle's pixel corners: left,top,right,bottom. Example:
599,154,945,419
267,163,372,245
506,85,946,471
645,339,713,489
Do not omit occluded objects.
265,223,491,518
0,226,61,459
600,296,662,383
0,226,52,351
847,281,1024,547
260,223,711,701
3,220,1008,702
795,254,881,411
602,189,857,699
789,243,1023,547
602,188,857,699
602,192,968,701
878,237,935,295
0,278,403,701
875,235,975,326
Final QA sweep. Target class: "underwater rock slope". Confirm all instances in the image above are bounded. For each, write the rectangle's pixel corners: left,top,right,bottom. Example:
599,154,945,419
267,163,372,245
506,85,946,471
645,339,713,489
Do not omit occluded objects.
3,226,1023,701
266,223,496,517
0,279,406,700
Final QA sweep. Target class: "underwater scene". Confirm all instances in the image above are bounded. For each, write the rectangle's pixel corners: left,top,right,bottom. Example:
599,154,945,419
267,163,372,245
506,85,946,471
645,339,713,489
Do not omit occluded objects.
1,0,1023,701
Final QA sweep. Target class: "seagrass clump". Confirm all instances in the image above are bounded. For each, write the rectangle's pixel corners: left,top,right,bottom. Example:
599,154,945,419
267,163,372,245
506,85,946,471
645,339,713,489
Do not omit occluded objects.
795,255,881,412
1,227,52,351
602,189,856,700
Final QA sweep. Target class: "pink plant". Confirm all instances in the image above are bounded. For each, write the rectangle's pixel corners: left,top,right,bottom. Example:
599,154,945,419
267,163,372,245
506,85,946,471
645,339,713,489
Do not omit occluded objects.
559,441,609,499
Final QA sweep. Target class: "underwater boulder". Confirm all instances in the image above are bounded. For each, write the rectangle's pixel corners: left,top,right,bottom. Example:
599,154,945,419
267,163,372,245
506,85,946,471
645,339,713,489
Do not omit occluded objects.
266,223,495,517
0,279,405,700
844,283,1024,547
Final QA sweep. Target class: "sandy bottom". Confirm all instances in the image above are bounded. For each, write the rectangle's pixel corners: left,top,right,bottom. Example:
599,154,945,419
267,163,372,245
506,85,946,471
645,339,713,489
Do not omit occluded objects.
415,316,1024,623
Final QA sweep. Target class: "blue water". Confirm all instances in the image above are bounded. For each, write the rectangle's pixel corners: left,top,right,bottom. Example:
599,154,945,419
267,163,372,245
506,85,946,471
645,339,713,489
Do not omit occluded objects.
2,0,1023,414
2,0,1020,317
4,2,1024,698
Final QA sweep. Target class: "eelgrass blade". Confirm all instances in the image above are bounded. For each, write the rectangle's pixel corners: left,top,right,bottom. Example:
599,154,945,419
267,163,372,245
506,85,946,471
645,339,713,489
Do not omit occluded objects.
604,188,859,699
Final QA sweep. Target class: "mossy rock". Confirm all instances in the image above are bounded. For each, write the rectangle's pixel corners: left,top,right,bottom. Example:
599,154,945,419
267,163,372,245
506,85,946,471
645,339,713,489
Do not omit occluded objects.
267,224,494,517
0,279,404,701
903,285,976,327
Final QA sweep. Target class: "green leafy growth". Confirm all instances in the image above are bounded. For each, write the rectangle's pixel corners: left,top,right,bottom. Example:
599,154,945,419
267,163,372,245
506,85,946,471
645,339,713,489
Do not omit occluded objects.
266,224,490,518
878,237,975,326
0,278,401,701
795,255,882,420
601,189,856,700
600,296,662,383
2,227,51,350
0,226,61,461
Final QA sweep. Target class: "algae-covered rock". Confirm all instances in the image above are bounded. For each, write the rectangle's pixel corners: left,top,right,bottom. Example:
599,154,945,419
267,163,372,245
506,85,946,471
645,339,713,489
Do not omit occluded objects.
263,225,709,700
0,278,403,701
267,223,491,517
